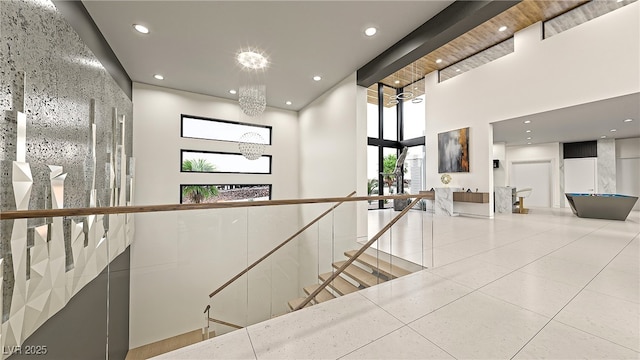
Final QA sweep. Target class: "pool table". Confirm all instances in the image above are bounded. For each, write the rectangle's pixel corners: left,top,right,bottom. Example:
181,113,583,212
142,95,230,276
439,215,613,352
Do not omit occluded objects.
565,193,638,221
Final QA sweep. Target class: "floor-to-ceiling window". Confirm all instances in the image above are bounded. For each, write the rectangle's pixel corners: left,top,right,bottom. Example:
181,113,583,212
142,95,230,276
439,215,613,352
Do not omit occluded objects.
367,81,426,210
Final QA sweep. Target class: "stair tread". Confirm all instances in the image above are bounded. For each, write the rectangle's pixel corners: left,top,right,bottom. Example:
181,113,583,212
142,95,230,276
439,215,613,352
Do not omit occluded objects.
319,272,360,295
332,260,386,288
303,284,336,303
344,250,411,279
287,297,313,311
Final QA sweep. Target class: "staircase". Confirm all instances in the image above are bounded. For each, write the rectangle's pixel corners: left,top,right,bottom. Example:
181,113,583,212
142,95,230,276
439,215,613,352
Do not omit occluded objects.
287,250,414,310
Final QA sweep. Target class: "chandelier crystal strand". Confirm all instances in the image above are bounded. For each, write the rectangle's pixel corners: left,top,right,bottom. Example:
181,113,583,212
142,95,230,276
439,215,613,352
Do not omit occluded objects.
239,84,266,117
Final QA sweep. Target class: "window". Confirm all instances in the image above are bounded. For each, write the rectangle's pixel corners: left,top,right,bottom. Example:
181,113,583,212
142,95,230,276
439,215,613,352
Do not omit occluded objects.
181,115,272,144
367,83,426,209
439,38,514,82
180,184,271,204
181,150,271,174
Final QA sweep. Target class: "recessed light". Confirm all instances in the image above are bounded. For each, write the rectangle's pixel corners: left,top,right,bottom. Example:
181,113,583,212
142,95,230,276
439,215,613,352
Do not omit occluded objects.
524,120,531,124
364,27,377,37
601,135,607,138
153,74,164,80
285,101,292,105
133,24,149,34
237,50,268,70
313,75,322,81
229,89,237,94
526,130,531,133
394,80,400,84
498,26,507,32
435,59,443,64
624,118,633,122
455,69,461,72
527,142,532,145
610,129,617,132
617,0,624,2
526,137,532,140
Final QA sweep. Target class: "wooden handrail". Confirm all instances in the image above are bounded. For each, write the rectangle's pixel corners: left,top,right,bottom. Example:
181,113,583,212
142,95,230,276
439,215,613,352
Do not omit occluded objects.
0,193,422,220
208,317,243,330
209,191,357,298
294,196,423,311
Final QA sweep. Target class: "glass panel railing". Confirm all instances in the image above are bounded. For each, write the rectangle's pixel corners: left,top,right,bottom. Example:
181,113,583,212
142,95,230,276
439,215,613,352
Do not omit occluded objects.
1,193,433,358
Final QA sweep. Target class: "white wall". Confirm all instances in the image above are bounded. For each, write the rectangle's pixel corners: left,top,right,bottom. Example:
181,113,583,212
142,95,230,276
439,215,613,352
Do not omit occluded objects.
616,137,640,159
425,3,639,215
493,142,507,187
131,83,301,347
505,143,561,207
297,73,364,288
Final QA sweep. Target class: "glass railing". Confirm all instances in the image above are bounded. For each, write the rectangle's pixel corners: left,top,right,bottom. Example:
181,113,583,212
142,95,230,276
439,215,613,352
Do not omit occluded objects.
206,195,432,337
0,193,433,358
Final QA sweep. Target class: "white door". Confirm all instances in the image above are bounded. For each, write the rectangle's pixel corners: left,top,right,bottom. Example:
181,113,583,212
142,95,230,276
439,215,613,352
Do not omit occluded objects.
564,158,597,194
511,161,552,208
617,157,640,210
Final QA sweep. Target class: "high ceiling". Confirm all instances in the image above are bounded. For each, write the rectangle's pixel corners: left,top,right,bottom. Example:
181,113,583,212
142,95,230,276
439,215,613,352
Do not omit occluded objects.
363,0,638,147
82,0,454,111
82,0,638,147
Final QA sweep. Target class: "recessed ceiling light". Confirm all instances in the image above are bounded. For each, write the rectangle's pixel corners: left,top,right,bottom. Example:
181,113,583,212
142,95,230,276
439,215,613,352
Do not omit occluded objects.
498,26,507,32
229,89,237,94
527,142,532,145
133,24,149,34
285,101,292,105
610,129,617,132
624,118,633,122
394,80,400,84
455,69,461,72
526,137,532,140
364,27,377,37
313,75,322,81
526,130,531,133
601,135,607,138
435,59,443,64
237,50,269,70
524,120,531,124
153,74,164,80
617,0,624,2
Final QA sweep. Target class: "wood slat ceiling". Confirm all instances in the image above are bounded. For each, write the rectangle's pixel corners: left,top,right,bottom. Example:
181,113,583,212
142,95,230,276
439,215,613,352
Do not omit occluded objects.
369,0,588,107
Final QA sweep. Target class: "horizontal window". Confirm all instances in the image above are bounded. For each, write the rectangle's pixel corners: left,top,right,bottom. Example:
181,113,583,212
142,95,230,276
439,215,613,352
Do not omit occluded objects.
180,184,272,204
181,114,272,144
439,38,514,82
544,1,635,39
181,150,271,174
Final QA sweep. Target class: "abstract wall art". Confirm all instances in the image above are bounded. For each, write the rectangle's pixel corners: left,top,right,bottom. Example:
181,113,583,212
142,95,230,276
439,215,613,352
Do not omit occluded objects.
438,127,470,173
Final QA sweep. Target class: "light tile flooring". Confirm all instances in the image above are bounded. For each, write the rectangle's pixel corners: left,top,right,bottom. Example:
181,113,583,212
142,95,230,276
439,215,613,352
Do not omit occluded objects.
156,208,639,359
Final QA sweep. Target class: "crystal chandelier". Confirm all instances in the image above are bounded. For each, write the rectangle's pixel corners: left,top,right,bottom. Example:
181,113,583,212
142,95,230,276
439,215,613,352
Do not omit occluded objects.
239,84,266,117
238,132,266,160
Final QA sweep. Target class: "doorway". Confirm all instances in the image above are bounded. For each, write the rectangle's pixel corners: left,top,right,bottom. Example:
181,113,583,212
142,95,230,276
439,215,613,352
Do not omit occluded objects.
564,158,597,194
511,161,552,208
617,157,640,210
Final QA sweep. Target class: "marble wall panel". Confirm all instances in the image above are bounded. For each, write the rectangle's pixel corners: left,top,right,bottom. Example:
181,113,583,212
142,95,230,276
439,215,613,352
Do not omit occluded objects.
597,139,616,193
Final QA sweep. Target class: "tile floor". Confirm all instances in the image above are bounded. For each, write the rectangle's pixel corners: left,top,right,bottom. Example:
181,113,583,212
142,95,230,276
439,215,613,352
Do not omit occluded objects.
156,208,639,359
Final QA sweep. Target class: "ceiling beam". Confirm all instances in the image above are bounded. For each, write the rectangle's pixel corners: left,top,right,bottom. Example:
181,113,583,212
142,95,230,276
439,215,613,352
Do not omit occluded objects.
357,0,520,87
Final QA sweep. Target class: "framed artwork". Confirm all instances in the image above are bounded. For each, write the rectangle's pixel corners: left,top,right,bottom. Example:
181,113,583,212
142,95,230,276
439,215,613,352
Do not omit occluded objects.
438,127,469,173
